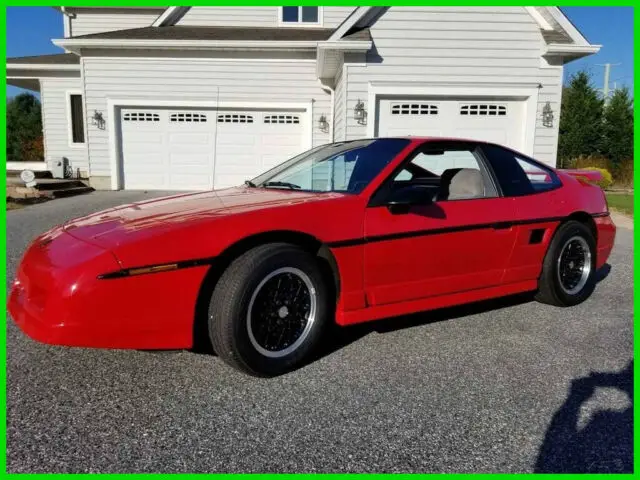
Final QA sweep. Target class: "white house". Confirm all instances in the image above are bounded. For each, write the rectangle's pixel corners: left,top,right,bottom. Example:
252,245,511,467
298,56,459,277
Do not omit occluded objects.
7,6,600,191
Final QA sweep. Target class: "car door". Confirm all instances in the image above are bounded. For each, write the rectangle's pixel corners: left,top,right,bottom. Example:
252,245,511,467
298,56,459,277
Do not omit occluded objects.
479,144,567,285
363,141,518,307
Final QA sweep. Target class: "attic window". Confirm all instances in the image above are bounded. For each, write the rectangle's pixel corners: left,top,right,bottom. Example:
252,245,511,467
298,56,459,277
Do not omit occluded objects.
460,104,507,116
391,103,438,115
281,6,320,24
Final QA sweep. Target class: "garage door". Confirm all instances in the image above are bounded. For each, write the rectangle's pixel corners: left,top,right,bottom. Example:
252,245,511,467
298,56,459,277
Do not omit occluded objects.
377,98,525,151
214,111,304,189
119,108,305,190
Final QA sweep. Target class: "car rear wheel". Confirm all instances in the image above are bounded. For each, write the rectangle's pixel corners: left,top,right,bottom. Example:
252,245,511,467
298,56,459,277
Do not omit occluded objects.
535,220,597,307
208,243,330,376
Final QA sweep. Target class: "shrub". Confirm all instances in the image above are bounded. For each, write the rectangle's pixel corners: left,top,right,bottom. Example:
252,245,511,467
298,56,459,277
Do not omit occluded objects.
20,136,44,162
614,159,634,188
568,154,613,172
580,166,613,190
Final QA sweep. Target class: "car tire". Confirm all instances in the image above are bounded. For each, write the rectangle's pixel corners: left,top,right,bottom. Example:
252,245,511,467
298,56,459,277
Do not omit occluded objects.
535,220,597,307
208,243,330,377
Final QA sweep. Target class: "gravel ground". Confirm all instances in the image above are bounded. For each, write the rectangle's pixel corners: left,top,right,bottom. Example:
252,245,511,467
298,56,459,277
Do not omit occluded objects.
6,192,633,473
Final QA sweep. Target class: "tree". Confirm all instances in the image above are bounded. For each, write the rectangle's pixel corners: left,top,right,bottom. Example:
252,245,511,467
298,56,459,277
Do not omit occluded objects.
557,71,604,168
6,93,43,162
602,86,633,169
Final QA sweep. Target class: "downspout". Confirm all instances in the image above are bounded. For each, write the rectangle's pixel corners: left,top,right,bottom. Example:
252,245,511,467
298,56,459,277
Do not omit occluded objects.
317,78,335,143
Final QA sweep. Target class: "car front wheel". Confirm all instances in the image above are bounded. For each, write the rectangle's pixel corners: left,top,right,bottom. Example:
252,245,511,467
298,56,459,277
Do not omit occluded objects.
208,243,330,376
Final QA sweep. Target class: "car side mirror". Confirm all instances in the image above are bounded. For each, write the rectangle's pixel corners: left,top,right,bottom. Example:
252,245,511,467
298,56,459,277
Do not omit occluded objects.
386,186,433,214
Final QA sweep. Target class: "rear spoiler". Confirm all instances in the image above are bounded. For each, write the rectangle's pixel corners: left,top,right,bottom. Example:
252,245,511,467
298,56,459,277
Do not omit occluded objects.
560,169,603,183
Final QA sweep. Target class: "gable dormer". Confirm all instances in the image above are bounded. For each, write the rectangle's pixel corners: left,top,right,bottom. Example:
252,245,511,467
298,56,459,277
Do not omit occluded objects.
56,7,166,37
160,6,356,29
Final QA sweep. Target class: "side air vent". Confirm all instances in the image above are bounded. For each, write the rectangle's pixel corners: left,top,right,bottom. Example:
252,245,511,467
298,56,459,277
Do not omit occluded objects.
529,228,546,244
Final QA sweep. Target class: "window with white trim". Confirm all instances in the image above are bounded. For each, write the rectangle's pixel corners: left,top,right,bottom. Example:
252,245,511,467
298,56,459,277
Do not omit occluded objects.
69,94,85,143
123,112,160,122
281,6,319,24
217,114,253,124
391,103,438,115
170,113,207,123
460,104,507,116
264,114,300,124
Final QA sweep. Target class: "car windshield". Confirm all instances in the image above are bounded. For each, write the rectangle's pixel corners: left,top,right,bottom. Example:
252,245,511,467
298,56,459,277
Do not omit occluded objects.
250,138,411,194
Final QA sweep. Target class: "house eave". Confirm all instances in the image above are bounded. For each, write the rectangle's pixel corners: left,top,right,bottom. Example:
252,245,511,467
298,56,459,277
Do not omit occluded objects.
544,43,601,62
6,63,80,71
52,38,371,55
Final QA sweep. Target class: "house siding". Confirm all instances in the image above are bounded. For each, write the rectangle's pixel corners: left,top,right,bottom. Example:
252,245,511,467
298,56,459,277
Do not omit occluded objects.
39,76,89,175
178,7,354,28
82,54,330,179
333,61,346,141
344,6,564,166
68,8,165,37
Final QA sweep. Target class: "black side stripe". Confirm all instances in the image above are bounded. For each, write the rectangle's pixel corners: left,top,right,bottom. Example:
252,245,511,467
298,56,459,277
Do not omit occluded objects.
98,212,610,277
326,214,607,249
98,256,217,280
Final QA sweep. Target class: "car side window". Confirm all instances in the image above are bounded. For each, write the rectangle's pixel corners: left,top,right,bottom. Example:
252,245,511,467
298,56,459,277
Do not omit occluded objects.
481,144,560,196
390,146,498,201
515,156,562,192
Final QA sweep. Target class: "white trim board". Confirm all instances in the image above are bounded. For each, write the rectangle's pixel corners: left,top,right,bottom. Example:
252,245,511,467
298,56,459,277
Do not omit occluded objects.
53,38,371,55
525,7,553,31
328,6,375,41
7,161,49,172
106,98,314,190
6,63,79,71
366,82,540,156
152,6,190,27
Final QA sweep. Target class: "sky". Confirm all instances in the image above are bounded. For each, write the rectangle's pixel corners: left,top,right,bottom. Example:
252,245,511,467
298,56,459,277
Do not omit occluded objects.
6,6,635,98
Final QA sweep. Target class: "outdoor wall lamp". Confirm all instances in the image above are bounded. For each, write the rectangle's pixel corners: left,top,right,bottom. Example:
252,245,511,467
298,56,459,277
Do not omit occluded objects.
318,115,329,133
91,110,106,130
542,102,554,128
354,99,367,125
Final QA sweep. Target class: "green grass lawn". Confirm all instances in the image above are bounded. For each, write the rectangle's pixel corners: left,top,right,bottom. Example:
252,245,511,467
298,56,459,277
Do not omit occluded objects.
606,193,633,216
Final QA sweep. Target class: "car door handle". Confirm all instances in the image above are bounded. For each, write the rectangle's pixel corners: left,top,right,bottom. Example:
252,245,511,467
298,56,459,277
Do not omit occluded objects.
492,221,513,230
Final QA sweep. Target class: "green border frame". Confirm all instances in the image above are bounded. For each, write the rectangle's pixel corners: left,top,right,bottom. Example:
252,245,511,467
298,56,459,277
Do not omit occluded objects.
1,2,637,476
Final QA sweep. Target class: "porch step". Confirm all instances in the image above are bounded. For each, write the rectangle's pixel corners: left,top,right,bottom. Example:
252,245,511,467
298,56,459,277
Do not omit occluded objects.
6,177,85,189
7,177,94,201
51,186,95,198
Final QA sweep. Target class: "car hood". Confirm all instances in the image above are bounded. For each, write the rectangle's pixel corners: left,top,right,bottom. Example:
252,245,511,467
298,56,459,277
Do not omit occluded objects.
63,187,337,250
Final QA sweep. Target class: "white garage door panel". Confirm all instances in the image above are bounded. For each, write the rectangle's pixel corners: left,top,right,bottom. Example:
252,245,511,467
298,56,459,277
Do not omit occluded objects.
120,108,216,190
378,99,525,152
168,133,212,145
120,107,304,191
213,110,304,189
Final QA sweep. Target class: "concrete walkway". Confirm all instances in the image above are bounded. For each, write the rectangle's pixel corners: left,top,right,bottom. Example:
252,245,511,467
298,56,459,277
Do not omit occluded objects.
611,211,633,230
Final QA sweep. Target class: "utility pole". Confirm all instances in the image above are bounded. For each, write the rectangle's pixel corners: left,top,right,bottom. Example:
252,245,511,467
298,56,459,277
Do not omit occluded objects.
596,63,621,104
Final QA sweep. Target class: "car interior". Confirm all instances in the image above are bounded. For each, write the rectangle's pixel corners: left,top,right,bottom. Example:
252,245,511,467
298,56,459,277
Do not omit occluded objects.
388,149,498,202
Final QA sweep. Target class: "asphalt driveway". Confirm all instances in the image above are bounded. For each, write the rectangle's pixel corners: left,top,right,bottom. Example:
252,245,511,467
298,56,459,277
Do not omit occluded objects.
6,192,633,473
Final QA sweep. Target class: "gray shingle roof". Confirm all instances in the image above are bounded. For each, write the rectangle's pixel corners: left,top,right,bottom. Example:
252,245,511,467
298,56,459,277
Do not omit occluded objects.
66,25,372,43
71,26,337,41
7,53,80,64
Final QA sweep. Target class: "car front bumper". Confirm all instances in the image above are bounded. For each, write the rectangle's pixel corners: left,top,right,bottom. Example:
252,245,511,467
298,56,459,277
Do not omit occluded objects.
8,227,208,350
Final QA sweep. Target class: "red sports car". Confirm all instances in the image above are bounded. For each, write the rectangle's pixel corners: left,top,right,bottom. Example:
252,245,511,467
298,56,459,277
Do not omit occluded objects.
9,138,615,376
